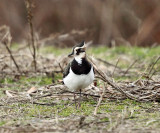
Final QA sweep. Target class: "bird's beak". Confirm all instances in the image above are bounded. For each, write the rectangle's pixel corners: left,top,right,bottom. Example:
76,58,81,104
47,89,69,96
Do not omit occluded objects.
80,47,86,52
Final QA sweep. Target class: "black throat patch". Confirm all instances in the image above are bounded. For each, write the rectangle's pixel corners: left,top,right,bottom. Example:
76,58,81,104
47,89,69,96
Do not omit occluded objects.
71,58,92,75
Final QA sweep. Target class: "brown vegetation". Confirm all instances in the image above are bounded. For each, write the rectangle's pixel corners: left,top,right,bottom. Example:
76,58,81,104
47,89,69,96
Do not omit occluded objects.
0,0,160,46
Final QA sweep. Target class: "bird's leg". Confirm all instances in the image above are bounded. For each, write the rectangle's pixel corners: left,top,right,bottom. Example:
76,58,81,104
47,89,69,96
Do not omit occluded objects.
74,92,77,109
78,89,82,108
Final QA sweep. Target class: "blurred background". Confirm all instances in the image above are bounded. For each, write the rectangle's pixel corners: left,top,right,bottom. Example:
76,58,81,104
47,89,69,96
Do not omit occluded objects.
0,0,160,47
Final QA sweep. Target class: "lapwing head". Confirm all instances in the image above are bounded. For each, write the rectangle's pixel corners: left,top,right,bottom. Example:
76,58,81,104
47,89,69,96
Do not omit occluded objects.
68,41,86,58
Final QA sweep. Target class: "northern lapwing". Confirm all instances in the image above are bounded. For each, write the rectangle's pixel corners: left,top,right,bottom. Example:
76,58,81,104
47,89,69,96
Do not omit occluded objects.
63,41,94,107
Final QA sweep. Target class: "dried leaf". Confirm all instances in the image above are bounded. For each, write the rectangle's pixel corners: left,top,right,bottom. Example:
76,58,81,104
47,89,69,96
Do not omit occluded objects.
5,90,14,97
27,87,37,94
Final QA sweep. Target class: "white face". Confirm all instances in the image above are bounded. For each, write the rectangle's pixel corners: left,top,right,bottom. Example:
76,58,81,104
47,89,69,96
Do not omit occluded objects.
73,47,86,58
74,47,86,64
68,42,87,58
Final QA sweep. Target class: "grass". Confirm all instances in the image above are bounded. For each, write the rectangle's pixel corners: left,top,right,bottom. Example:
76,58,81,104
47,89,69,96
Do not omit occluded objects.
0,45,160,132
1,98,160,130
40,45,160,58
39,45,160,70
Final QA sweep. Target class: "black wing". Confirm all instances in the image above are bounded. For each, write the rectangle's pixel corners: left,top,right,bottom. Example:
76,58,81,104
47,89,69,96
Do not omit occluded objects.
93,66,95,74
63,63,71,78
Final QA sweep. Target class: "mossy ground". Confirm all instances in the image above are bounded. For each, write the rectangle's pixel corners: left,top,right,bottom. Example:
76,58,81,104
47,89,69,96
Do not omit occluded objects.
0,45,160,132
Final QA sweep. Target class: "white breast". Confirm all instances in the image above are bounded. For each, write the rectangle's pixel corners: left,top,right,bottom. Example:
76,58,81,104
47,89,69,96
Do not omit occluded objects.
63,67,94,92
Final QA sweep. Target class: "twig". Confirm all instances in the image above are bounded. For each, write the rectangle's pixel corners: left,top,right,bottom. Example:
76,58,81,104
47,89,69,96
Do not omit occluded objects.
134,66,148,83
66,91,109,98
150,69,157,79
32,102,56,106
112,58,120,78
56,60,63,72
2,41,21,73
96,58,121,70
88,56,139,101
123,59,138,76
148,56,160,78
25,0,37,71
94,87,105,115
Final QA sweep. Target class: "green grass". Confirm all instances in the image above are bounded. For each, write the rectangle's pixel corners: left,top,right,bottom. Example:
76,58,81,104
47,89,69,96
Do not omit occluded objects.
0,121,6,126
1,99,159,129
0,74,60,97
39,45,160,70
39,45,160,58
39,46,70,55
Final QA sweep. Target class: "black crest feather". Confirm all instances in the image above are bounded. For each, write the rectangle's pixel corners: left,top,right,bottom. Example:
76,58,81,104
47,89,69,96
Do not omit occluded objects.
75,41,84,48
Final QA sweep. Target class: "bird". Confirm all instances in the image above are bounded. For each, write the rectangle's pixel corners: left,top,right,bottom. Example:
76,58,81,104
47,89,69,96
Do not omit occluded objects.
63,41,94,107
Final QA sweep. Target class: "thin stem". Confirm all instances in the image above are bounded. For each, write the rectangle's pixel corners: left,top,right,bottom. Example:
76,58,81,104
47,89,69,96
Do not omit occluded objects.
25,0,37,71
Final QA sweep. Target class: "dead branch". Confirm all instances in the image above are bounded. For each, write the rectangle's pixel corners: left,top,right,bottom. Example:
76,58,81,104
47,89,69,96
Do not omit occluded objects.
25,0,37,71
94,86,105,115
89,56,139,101
112,58,120,78
96,58,122,70
148,56,160,78
123,59,138,76
2,41,21,73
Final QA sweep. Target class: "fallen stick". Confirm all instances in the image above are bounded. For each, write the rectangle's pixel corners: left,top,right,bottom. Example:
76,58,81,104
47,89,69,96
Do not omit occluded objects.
94,87,105,115
89,56,139,101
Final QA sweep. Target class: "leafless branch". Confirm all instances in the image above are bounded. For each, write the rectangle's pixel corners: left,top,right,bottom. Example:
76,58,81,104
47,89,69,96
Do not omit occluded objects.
96,58,121,70
148,56,160,78
112,58,120,78
88,56,139,101
25,0,37,71
94,86,105,115
123,59,138,76
2,41,21,73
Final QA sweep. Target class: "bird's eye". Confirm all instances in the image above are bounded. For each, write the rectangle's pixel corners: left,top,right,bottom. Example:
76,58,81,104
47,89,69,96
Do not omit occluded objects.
76,49,80,52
